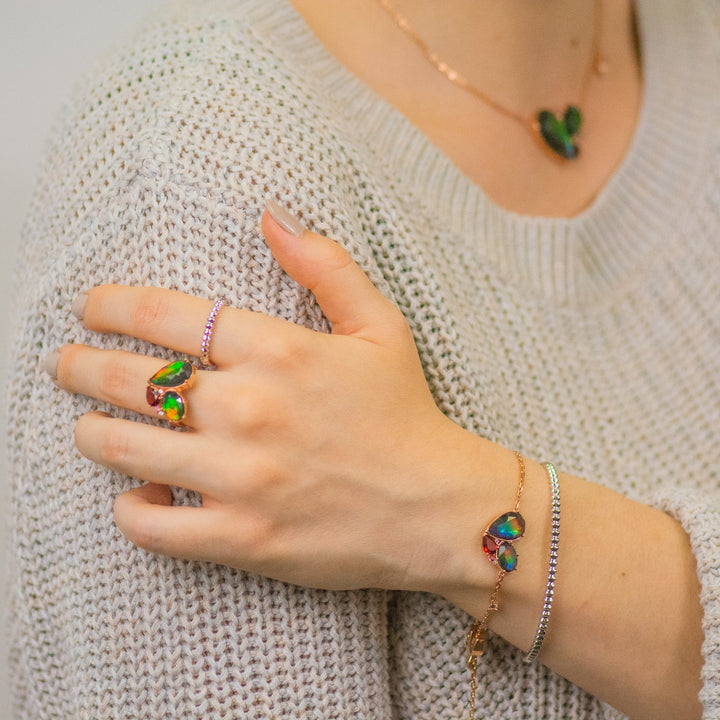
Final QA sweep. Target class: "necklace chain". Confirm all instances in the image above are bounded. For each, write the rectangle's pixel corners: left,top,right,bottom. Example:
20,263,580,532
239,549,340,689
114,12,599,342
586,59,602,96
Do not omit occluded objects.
375,0,607,159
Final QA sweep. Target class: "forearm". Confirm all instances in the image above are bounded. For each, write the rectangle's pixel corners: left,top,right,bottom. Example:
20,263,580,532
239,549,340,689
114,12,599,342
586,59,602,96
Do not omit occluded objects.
432,438,704,719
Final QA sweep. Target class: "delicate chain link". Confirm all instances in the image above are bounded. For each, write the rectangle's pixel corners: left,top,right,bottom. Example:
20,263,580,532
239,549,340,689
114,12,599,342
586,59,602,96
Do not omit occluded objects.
512,450,525,512
375,0,604,133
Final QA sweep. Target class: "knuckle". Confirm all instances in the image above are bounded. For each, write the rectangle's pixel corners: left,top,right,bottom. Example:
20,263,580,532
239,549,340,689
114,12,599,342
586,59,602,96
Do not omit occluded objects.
244,452,284,489
322,240,353,269
113,493,162,552
100,427,132,467
100,356,133,403
262,331,298,367
119,512,158,551
131,290,171,335
227,385,280,436
321,245,356,282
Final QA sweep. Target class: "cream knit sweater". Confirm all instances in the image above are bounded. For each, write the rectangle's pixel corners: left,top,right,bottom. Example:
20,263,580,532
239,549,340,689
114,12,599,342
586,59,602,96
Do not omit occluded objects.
6,1,720,718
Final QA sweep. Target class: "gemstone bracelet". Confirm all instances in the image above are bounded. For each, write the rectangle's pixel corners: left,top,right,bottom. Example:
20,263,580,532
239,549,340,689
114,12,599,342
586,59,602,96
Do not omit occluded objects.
466,451,526,720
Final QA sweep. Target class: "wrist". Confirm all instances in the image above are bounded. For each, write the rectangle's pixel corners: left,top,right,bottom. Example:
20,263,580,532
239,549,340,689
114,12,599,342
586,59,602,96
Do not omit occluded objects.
412,430,526,601
436,445,553,650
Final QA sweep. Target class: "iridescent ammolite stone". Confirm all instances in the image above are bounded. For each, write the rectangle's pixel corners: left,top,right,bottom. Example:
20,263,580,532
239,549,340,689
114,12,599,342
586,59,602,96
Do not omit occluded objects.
159,391,185,422
496,542,518,572
149,359,194,388
488,511,526,541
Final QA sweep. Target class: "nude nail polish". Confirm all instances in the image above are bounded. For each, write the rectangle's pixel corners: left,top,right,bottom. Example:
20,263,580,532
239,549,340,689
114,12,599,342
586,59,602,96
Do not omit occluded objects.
71,292,88,320
266,200,306,238
43,351,59,379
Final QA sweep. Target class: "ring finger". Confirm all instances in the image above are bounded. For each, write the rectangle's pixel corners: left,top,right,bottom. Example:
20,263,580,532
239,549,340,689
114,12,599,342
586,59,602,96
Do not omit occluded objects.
54,344,221,428
74,412,225,497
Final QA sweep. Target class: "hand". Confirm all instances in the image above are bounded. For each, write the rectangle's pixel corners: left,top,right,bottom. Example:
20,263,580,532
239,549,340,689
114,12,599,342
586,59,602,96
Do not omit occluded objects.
48,204,487,593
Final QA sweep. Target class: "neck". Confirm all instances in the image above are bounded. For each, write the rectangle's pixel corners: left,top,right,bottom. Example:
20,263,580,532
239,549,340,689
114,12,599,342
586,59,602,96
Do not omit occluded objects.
384,0,601,113
287,0,642,216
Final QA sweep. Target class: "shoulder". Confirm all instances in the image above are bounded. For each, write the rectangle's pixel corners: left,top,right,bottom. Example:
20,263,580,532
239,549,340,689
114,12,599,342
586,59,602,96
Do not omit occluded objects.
43,1,337,188
19,1,385,317
25,0,368,263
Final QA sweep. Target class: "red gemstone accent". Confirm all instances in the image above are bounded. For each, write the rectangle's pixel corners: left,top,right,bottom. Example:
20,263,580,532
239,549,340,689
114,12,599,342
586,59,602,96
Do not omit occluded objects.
146,386,160,407
482,534,498,561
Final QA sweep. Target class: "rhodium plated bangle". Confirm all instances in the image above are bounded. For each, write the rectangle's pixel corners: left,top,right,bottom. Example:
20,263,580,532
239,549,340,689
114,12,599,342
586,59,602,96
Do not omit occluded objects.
524,461,561,663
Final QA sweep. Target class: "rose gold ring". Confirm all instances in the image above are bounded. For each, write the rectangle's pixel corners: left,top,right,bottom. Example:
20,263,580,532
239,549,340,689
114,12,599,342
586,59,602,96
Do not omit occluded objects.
200,299,226,367
146,359,197,425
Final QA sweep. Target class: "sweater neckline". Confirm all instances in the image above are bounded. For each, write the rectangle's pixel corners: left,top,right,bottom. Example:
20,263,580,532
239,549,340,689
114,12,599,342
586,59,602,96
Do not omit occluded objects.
244,0,717,307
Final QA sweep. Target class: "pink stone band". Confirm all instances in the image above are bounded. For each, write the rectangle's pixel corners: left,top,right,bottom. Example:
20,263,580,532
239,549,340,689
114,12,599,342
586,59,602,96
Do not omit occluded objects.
200,299,226,367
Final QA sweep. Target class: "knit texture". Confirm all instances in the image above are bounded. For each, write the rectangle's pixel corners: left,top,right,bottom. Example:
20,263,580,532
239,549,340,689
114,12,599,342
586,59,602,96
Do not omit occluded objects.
5,0,720,718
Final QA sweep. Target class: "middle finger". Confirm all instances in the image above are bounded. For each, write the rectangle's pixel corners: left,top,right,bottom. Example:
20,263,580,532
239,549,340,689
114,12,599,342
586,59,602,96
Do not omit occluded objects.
54,345,221,428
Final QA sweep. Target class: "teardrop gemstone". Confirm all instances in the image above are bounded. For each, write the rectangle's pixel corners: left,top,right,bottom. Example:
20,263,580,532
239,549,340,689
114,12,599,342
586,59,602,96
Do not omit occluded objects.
564,105,582,135
159,391,185,422
149,360,194,388
488,512,526,541
496,542,518,572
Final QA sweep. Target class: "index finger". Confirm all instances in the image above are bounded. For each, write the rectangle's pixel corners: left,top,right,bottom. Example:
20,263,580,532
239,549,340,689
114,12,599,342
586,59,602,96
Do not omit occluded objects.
75,285,253,366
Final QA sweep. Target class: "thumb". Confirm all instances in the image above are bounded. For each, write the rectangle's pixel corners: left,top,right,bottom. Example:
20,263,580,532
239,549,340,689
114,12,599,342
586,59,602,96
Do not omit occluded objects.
261,201,398,338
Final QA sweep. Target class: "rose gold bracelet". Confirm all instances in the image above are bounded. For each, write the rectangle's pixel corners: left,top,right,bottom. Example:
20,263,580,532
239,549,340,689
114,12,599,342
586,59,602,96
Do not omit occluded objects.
466,451,526,720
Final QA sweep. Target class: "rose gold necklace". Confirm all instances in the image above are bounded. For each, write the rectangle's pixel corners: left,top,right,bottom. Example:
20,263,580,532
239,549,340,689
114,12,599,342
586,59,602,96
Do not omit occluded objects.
376,0,608,160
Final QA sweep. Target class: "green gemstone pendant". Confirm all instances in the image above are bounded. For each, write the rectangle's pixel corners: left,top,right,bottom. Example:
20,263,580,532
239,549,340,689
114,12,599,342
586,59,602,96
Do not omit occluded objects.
537,106,582,159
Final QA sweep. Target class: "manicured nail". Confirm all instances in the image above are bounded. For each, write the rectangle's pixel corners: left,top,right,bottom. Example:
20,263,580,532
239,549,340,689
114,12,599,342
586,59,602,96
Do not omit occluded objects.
71,292,88,320
43,351,59,379
266,200,306,238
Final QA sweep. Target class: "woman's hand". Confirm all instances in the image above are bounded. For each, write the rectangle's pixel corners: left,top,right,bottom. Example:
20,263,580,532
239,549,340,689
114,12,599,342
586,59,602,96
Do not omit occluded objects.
44,203,706,718
47,203,489,593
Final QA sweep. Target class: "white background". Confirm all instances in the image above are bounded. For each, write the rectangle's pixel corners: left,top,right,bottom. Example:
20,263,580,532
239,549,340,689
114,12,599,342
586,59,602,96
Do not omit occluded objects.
0,2,163,714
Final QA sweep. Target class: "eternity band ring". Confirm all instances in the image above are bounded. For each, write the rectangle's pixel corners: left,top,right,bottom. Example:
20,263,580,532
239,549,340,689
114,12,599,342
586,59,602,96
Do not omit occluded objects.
200,298,226,367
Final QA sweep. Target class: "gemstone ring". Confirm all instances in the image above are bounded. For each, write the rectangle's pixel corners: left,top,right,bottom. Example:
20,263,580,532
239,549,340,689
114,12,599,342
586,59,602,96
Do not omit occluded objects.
200,298,226,367
146,359,197,425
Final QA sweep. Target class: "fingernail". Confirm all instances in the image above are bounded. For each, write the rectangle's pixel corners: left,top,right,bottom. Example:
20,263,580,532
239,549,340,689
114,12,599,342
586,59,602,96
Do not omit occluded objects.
43,351,59,379
266,200,306,238
71,292,88,320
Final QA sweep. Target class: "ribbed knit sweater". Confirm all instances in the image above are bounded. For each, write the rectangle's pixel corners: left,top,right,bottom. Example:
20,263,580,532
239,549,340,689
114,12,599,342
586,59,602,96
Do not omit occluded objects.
6,1,720,718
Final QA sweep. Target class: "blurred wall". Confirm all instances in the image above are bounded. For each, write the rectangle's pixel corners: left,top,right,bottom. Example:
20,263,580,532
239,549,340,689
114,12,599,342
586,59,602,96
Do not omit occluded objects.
0,2,164,715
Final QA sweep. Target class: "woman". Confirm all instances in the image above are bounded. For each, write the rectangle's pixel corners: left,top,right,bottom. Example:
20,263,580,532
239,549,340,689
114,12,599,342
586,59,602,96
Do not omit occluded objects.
7,0,718,718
